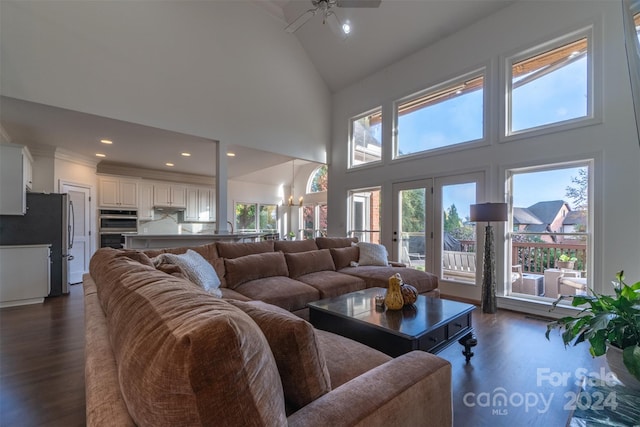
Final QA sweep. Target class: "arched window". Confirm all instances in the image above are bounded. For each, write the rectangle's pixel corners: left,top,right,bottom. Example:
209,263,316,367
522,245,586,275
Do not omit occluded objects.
308,165,328,193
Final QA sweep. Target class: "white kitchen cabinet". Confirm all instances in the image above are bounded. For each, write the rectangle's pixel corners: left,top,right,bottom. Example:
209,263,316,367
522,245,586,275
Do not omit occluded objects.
0,245,51,307
185,186,215,222
0,144,31,215
23,148,33,191
99,176,138,208
153,183,186,208
138,182,154,220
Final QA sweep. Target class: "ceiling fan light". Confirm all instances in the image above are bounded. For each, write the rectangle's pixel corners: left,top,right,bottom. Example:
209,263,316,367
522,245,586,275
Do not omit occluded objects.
342,21,351,35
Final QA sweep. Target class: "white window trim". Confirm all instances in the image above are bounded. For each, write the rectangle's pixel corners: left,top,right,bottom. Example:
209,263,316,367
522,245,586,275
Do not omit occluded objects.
348,107,383,170
500,23,602,143
391,67,488,161
503,158,596,305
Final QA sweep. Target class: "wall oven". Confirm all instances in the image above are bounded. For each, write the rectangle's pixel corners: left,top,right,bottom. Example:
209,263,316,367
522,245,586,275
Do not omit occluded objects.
99,209,138,249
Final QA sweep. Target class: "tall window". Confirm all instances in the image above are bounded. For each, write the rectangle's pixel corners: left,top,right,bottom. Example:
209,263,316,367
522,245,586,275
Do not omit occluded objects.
235,202,277,232
350,108,382,168
259,204,277,232
507,29,592,135
348,187,381,243
395,71,484,157
300,204,327,239
235,202,256,232
508,162,591,299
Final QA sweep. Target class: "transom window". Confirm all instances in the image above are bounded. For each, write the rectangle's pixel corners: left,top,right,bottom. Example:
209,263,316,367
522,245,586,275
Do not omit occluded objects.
394,70,484,158
507,28,592,135
308,165,328,193
349,108,382,168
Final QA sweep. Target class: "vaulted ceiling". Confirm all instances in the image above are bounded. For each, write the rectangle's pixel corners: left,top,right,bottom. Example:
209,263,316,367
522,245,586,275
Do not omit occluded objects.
0,0,514,182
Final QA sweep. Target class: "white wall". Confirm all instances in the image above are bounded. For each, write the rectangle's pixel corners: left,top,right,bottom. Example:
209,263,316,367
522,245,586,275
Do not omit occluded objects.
329,1,640,304
0,0,331,163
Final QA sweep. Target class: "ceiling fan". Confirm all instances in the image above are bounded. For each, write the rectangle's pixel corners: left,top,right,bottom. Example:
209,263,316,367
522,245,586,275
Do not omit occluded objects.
285,0,382,39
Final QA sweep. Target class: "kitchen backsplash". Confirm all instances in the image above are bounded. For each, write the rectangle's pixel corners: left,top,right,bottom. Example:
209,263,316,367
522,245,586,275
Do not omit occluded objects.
139,211,216,234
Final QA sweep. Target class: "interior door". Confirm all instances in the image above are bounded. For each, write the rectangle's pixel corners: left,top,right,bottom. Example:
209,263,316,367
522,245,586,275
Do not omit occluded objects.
61,183,92,284
391,179,433,271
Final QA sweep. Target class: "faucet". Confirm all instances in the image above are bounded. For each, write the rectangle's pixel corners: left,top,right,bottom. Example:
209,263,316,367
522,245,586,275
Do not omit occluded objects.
227,221,234,234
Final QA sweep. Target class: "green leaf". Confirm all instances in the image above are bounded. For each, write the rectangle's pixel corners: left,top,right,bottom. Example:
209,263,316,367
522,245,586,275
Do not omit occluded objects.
622,345,640,382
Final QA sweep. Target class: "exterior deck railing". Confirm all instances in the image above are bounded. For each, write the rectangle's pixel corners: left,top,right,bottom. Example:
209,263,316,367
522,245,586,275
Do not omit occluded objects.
511,241,587,274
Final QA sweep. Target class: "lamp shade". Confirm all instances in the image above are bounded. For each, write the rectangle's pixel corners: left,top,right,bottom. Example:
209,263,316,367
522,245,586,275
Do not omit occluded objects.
470,203,508,222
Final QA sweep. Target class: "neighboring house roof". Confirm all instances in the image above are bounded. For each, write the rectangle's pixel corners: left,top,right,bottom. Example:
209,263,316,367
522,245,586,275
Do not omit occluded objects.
563,210,587,226
513,200,571,234
353,121,381,149
513,207,543,225
527,200,568,225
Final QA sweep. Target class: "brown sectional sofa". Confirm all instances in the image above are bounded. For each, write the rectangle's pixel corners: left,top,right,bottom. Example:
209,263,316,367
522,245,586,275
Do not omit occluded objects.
142,237,439,317
84,238,451,426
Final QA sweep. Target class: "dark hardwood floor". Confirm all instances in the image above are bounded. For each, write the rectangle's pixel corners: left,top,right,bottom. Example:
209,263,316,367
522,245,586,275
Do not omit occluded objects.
0,285,606,427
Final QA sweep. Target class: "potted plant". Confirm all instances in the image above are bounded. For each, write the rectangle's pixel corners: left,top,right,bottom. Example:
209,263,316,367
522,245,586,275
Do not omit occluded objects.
556,253,578,270
545,271,640,389
287,231,296,240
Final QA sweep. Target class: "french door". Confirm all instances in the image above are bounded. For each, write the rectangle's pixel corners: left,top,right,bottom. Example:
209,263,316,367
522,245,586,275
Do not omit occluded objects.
392,173,483,296
391,179,433,271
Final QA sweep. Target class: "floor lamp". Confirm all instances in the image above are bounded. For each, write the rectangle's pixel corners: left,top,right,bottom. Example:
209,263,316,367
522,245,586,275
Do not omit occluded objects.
470,203,508,314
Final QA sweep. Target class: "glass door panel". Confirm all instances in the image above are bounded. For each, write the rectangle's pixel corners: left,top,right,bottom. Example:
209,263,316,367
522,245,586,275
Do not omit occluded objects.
392,179,432,271
440,182,477,284
349,188,381,243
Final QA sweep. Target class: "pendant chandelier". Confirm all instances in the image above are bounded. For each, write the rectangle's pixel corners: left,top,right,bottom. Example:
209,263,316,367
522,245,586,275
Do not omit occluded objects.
288,160,303,207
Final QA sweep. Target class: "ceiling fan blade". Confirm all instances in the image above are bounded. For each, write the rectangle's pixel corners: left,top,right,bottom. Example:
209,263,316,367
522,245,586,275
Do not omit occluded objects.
285,8,317,33
325,11,348,40
337,0,381,8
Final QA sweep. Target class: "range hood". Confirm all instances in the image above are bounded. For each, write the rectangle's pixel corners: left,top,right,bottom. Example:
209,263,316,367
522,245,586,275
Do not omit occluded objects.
153,205,185,212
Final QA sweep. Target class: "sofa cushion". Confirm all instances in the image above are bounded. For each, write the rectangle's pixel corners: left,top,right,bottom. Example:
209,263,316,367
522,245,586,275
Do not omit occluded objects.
296,271,367,299
152,249,222,297
314,329,392,388
228,300,331,410
315,237,358,249
233,276,321,312
88,248,287,426
216,240,274,259
224,252,289,289
355,242,389,266
274,239,319,253
339,266,439,294
285,249,335,279
329,247,359,270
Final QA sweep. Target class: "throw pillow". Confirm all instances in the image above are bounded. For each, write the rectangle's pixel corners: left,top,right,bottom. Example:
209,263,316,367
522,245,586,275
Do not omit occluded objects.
227,300,331,410
329,246,359,270
154,249,222,297
284,249,335,278
224,252,289,289
354,242,389,266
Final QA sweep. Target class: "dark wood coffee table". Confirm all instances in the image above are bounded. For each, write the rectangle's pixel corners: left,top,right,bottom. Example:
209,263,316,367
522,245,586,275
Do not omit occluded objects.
308,287,477,360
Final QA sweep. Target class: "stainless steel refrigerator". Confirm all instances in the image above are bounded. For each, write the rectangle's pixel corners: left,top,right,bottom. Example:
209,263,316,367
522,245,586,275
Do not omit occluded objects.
0,192,74,296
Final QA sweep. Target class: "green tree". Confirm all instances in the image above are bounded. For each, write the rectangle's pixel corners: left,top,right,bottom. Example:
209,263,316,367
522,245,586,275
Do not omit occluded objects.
444,204,463,232
565,168,588,209
401,189,425,232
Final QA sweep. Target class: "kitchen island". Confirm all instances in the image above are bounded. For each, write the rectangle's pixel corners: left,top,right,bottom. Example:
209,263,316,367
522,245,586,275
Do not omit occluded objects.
124,233,270,249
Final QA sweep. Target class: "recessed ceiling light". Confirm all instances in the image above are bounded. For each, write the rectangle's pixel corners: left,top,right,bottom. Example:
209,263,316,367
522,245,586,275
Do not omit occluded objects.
342,21,351,35
100,139,113,144
165,162,174,167
227,152,236,157
95,153,106,158
181,152,191,157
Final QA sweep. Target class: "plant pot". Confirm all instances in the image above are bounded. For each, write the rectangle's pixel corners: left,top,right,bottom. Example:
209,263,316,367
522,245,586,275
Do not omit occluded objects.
606,345,640,390
556,261,575,270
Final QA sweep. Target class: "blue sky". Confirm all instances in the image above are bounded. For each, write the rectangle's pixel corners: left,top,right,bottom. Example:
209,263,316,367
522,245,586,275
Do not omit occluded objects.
399,53,588,220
